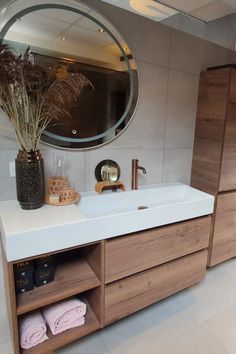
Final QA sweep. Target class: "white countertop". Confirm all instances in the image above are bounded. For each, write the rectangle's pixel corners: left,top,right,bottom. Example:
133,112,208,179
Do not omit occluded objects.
0,183,215,262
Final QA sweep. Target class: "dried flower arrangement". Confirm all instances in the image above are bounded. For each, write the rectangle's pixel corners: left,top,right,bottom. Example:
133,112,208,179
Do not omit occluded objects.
0,43,93,152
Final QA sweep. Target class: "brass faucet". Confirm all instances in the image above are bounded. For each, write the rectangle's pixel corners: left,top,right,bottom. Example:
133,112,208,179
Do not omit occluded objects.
131,159,147,190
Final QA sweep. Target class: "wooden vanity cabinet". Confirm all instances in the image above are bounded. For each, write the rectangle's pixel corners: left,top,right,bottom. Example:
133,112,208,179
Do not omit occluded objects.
3,216,211,354
191,66,236,266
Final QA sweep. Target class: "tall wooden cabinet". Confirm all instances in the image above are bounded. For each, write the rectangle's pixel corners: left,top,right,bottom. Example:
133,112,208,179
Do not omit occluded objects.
191,65,236,266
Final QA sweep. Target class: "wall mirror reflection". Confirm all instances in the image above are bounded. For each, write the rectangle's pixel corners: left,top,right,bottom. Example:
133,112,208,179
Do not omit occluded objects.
0,0,139,149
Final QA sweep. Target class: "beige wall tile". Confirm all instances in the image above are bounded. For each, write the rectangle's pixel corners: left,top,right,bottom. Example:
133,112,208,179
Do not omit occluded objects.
169,30,205,74
88,0,171,67
162,149,193,184
165,70,199,149
110,61,168,149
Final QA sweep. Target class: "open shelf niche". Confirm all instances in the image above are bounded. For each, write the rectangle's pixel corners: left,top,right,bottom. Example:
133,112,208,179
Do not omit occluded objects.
11,242,105,354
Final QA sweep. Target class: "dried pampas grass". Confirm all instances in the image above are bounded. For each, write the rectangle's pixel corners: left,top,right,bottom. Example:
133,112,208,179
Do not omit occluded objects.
0,44,93,152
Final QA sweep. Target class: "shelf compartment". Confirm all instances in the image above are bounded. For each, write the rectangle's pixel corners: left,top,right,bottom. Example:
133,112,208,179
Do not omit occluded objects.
20,300,100,354
17,258,100,315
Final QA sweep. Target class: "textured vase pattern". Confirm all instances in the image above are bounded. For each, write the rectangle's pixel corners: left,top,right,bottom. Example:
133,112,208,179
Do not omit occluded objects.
15,150,45,210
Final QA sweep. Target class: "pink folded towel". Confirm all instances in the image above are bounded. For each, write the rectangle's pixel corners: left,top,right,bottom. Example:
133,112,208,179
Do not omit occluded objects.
42,298,87,335
19,311,48,349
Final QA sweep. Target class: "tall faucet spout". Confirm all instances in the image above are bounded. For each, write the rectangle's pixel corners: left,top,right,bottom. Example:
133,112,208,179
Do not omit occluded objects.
138,166,147,174
131,159,147,190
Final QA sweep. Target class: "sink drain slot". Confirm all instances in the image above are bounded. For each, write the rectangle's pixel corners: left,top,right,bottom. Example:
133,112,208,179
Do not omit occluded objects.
137,205,148,210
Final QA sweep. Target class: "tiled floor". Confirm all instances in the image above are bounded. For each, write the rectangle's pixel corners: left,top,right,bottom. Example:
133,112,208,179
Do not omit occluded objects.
1,257,236,354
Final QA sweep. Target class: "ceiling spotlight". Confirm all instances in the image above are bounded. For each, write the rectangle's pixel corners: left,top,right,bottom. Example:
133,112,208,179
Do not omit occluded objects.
98,28,105,33
61,37,67,41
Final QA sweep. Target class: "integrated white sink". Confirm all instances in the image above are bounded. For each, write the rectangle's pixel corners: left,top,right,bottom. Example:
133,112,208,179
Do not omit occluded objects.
78,183,214,218
0,183,214,261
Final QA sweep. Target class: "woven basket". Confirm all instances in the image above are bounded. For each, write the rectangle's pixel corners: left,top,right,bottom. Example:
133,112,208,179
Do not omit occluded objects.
47,177,69,195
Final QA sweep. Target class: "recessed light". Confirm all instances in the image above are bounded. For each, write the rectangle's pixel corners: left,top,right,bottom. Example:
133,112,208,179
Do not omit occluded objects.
61,37,67,41
98,28,105,33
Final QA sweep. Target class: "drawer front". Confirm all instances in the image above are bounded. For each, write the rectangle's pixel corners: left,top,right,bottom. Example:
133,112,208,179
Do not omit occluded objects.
105,250,207,325
105,217,211,283
210,192,236,266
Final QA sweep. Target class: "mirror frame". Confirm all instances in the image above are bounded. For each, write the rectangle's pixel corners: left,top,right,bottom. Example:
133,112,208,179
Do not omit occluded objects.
0,1,139,150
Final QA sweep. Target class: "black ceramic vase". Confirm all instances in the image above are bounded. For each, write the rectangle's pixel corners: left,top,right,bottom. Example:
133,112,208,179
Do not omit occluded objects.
15,150,45,210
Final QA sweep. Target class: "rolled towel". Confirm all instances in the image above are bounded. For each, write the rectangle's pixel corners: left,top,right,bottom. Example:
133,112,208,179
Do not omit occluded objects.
42,298,86,335
19,311,48,349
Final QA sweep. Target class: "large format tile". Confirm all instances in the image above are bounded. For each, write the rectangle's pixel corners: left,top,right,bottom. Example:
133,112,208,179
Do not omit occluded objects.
169,29,204,74
102,296,197,354
110,62,168,149
169,325,228,354
0,340,14,354
205,13,236,50
0,114,18,150
201,41,229,71
202,303,236,354
175,267,236,325
84,148,163,191
57,331,110,354
165,69,199,149
0,150,18,201
162,149,193,184
93,1,171,67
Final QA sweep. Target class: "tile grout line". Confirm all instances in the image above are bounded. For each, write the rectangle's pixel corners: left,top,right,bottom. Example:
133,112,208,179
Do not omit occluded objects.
161,29,172,182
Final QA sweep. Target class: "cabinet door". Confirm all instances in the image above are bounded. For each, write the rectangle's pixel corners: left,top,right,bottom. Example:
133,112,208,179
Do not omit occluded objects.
105,250,207,324
105,217,211,283
209,192,236,266
219,103,236,191
191,69,230,196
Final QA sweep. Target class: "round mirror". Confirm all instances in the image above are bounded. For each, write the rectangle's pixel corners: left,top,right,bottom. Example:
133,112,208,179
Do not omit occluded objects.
0,0,139,149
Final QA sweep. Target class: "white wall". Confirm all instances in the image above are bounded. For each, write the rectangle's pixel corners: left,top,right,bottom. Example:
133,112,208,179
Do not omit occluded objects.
0,0,235,200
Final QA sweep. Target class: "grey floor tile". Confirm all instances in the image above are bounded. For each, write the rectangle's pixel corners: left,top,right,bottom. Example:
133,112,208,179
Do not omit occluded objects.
202,303,236,354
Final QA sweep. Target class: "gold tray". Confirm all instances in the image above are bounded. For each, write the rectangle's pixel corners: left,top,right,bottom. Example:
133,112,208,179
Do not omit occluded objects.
45,192,81,206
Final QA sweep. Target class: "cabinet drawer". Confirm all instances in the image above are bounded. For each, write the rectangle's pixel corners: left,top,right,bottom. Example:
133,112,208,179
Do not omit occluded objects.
105,217,211,283
105,250,207,324
210,192,236,266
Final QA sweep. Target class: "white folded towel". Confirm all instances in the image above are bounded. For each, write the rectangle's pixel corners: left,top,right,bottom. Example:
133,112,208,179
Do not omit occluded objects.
19,311,48,349
42,298,86,335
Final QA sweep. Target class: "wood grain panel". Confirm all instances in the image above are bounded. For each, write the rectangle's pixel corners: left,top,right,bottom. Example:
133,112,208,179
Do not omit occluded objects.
105,250,207,325
105,217,211,284
209,192,236,266
191,139,222,195
2,252,20,354
229,69,236,103
219,103,236,191
17,258,100,315
191,69,230,195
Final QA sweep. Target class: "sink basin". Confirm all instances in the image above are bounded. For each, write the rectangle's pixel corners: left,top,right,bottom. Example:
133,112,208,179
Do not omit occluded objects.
78,183,214,219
